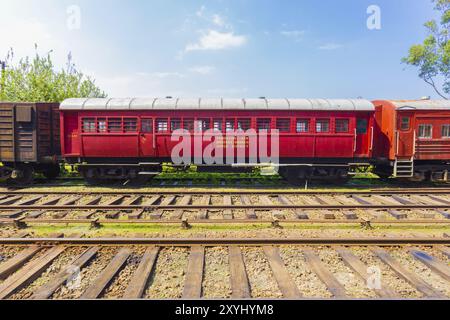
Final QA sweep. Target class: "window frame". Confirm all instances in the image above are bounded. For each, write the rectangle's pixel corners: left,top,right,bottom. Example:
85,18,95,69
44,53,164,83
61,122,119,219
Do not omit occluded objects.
107,117,122,133
170,118,182,132
276,118,291,133
356,118,368,135
141,118,153,133
442,125,450,139
315,119,330,133
156,118,169,133
82,118,96,133
296,119,310,133
213,118,223,132
400,117,411,131
123,117,138,133
335,118,350,133
257,118,272,132
418,124,433,139
237,118,251,131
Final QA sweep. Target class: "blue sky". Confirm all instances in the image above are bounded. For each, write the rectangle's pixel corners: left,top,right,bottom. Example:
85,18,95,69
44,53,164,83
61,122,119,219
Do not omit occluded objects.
0,0,442,99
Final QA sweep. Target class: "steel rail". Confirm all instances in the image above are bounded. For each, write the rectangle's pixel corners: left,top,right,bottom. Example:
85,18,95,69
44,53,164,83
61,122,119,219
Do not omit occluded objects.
0,218,448,225
0,204,448,211
1,189,450,195
0,237,448,246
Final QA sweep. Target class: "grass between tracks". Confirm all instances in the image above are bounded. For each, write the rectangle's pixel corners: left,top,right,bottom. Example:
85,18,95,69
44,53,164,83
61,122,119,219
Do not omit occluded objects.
24,223,449,237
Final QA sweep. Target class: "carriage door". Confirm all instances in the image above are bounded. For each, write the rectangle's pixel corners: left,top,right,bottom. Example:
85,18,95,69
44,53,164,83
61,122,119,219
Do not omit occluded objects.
354,116,370,157
139,118,155,157
396,112,414,158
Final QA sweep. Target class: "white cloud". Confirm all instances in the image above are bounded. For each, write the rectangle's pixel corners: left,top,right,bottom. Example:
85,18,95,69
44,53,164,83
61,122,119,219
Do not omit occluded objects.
212,14,225,27
186,30,247,51
188,65,215,75
196,5,206,17
280,30,305,41
150,72,186,79
318,43,343,50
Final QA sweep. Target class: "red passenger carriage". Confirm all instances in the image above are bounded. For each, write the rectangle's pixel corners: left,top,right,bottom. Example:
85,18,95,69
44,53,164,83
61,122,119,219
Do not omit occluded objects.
60,98,376,183
373,100,450,182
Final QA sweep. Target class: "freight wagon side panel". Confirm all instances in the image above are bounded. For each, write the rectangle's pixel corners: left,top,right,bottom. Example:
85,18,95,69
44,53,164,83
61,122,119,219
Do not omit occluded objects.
14,105,37,162
0,104,14,161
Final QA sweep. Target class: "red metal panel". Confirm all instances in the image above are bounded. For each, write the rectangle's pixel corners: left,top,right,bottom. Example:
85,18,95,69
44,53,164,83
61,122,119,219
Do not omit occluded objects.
413,111,450,160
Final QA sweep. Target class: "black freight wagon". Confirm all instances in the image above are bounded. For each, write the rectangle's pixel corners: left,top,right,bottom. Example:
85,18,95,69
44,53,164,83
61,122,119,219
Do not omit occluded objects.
0,102,61,184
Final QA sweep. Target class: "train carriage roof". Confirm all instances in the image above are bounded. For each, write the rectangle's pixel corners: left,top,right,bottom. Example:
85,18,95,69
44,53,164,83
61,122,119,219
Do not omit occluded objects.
60,98,375,111
390,100,450,110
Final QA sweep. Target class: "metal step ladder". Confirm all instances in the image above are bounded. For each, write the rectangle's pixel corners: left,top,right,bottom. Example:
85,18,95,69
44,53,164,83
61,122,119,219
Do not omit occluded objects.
393,157,414,178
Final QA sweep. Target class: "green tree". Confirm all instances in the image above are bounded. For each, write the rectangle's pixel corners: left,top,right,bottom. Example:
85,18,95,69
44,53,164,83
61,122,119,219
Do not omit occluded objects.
402,0,449,99
0,46,106,102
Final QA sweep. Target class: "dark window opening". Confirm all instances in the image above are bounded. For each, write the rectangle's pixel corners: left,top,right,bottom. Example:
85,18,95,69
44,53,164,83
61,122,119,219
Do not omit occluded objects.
335,119,349,133
124,118,137,132
237,118,251,131
401,117,410,131
183,119,194,132
356,119,368,134
257,119,271,132
171,118,182,131
108,118,122,133
276,118,291,132
141,119,153,133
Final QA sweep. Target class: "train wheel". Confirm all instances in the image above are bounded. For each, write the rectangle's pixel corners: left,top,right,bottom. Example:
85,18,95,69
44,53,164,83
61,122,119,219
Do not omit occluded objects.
279,167,305,186
7,167,34,185
43,165,61,180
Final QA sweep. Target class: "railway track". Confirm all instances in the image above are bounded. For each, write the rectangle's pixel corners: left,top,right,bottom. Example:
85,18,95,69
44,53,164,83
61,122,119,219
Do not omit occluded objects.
0,192,449,227
0,236,448,299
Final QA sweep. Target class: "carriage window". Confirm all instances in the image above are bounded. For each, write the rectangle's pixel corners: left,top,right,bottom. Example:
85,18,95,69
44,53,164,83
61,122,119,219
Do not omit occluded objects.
335,119,349,133
316,119,330,133
124,118,137,132
97,118,107,133
225,119,235,132
213,119,223,132
418,124,433,139
141,119,152,133
257,119,271,132
170,118,182,131
276,119,291,132
237,118,251,131
156,119,168,133
108,118,122,132
356,119,368,134
184,119,194,132
197,119,211,132
401,117,410,131
442,125,450,138
296,119,309,133
82,118,96,133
